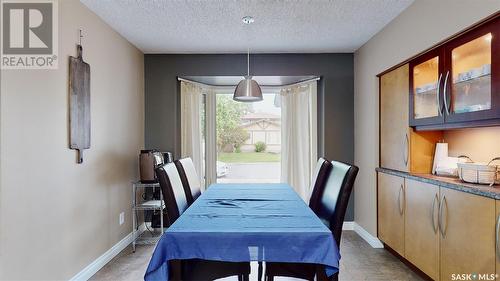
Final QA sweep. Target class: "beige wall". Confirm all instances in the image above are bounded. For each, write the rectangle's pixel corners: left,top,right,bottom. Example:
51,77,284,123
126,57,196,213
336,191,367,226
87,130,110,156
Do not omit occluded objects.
354,0,500,236
0,0,144,279
444,127,500,163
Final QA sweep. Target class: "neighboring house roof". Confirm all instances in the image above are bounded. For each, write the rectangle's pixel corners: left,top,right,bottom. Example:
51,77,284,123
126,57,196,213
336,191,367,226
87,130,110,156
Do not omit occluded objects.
241,112,280,120
240,119,281,129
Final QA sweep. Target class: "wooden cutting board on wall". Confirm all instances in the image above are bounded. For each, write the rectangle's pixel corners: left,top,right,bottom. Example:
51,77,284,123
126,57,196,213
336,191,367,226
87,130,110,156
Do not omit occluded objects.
69,45,90,164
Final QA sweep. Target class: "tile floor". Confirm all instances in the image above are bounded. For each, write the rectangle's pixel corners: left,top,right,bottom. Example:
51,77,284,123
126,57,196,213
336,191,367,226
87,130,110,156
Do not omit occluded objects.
91,231,423,281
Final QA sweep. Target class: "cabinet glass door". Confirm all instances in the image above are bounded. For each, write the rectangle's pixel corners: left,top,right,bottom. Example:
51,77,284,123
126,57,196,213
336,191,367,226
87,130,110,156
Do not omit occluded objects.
413,56,441,120
409,17,499,128
450,33,492,114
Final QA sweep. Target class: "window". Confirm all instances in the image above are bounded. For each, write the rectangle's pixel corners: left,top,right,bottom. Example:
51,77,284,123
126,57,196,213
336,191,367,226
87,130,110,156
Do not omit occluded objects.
216,92,281,183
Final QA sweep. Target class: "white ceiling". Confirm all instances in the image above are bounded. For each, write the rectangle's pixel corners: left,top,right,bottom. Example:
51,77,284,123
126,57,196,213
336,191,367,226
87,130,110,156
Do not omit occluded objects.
80,0,414,54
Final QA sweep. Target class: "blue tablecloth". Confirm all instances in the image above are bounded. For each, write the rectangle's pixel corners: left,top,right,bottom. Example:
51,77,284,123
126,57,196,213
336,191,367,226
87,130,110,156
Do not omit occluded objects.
144,183,340,280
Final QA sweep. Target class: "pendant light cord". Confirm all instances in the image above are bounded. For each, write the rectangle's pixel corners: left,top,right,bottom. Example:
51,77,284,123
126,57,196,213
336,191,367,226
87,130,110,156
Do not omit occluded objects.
247,47,250,77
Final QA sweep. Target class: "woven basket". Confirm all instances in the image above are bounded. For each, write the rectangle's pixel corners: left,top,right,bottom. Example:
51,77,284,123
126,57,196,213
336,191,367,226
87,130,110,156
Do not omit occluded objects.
458,157,500,186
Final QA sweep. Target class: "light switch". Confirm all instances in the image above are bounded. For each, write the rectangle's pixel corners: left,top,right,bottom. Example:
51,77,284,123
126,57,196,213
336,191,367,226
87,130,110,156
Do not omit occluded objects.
119,212,125,225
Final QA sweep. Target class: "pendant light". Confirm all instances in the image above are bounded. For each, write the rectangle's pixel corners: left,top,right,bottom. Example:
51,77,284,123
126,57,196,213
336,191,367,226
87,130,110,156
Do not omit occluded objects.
233,17,263,102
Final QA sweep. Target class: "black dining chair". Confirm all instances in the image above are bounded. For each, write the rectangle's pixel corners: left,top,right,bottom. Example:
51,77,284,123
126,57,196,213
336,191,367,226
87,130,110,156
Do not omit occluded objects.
254,157,333,280
156,162,189,224
308,157,334,210
264,160,359,281
155,163,251,281
175,157,202,206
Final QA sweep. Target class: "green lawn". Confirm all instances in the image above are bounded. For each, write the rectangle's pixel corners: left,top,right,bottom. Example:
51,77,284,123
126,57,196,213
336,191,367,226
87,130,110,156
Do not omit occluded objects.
218,152,280,163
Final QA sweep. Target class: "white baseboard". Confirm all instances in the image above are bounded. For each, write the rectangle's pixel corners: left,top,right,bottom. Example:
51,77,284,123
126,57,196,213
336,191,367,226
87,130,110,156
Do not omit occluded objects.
342,221,354,230
70,224,146,281
351,222,384,248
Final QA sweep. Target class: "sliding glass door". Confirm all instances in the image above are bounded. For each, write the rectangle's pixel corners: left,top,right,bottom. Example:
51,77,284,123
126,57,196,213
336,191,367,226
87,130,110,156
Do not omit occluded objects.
215,91,281,184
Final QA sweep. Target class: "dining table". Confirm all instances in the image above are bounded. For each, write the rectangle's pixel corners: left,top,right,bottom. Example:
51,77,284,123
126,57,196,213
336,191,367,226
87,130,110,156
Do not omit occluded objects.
144,183,340,281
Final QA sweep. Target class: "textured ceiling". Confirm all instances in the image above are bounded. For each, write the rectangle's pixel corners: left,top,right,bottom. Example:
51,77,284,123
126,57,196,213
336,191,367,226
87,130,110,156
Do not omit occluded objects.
80,0,414,54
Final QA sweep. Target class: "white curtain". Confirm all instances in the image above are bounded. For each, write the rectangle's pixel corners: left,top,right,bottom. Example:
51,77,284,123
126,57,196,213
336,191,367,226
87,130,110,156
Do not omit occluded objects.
180,81,205,189
280,82,318,201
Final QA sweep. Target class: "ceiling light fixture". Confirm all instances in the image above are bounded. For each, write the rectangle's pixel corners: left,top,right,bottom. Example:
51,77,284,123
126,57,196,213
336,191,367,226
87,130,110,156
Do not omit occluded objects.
233,16,262,102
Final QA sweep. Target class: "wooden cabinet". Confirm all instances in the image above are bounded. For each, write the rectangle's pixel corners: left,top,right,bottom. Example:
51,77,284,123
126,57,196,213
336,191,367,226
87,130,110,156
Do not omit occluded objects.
443,19,500,124
404,179,440,280
380,65,443,174
378,173,405,256
380,64,410,172
439,188,495,281
410,16,499,130
378,172,498,280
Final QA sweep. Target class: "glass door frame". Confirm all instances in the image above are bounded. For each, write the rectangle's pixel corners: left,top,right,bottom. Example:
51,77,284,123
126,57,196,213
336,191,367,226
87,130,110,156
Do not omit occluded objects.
203,90,217,188
443,18,500,124
409,48,445,127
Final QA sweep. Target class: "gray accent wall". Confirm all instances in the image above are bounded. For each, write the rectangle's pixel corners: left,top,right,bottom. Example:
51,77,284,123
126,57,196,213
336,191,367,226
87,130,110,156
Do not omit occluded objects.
144,53,355,220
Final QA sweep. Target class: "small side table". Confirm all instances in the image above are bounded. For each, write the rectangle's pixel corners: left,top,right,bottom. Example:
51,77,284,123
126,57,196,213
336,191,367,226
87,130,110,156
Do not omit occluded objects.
132,181,165,252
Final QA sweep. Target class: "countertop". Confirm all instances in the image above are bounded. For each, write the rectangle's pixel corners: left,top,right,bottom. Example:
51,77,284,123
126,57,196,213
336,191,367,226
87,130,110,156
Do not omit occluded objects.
376,167,500,200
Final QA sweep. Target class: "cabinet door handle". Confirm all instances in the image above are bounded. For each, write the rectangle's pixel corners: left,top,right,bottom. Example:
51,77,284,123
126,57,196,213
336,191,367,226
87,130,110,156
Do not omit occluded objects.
432,192,439,233
398,184,404,215
401,184,406,215
438,195,443,237
443,71,450,115
436,73,443,116
496,213,500,259
439,195,448,237
404,133,409,167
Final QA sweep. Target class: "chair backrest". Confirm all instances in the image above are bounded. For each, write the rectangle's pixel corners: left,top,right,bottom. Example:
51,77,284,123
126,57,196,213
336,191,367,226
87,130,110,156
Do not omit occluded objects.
155,163,189,224
315,160,358,247
308,157,333,210
175,158,202,205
